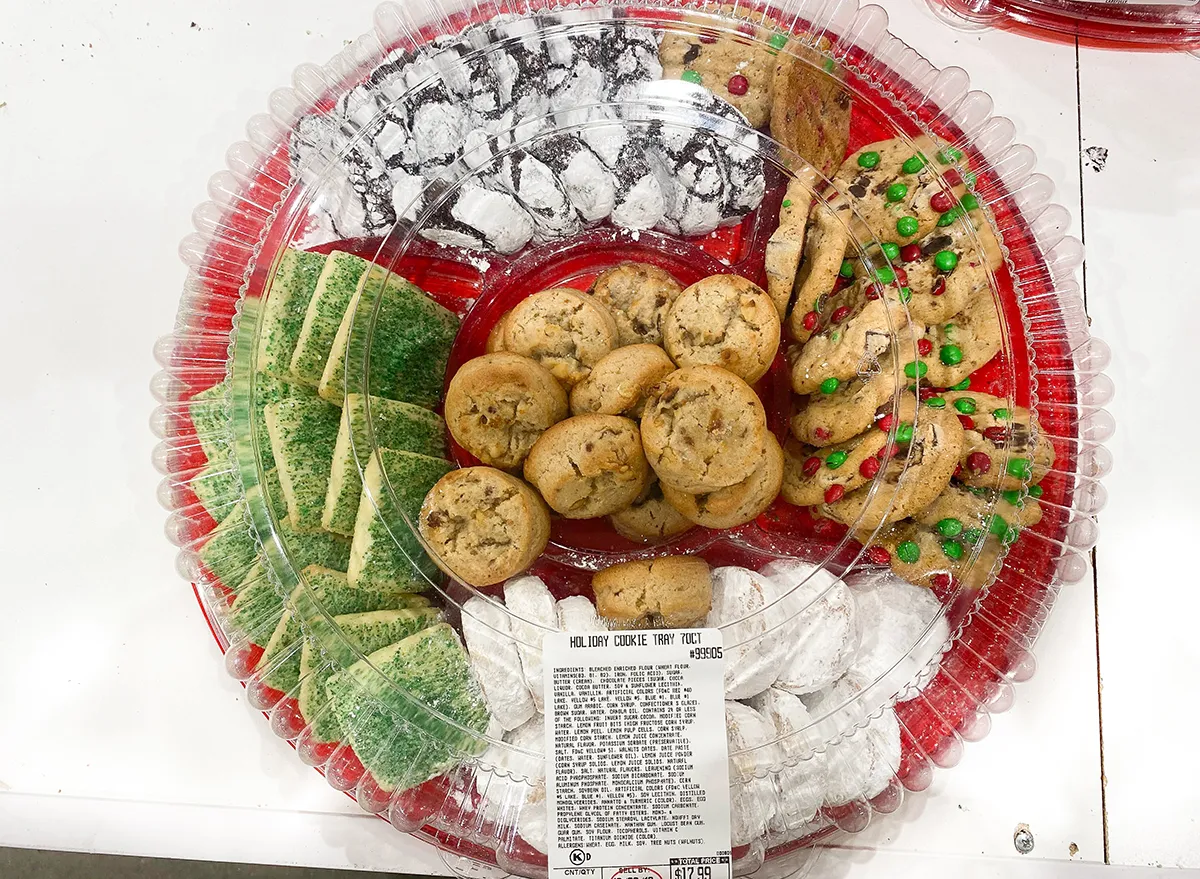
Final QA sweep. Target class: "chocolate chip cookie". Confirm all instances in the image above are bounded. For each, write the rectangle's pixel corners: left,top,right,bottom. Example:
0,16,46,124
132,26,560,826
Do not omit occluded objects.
659,31,775,128
790,359,896,447
939,391,1056,490
592,555,714,628
663,274,781,384
787,193,853,343
765,176,813,318
504,287,620,387
662,432,784,528
907,293,1003,389
570,344,677,418
588,262,684,347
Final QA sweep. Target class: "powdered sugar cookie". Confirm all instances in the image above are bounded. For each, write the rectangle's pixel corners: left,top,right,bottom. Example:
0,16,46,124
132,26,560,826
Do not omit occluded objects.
461,595,537,731
762,559,859,695
706,566,790,700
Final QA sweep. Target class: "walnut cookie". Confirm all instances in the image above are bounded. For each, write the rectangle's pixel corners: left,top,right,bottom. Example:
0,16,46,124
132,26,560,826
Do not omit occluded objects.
570,344,677,418
639,366,769,494
663,432,784,529
609,477,695,543
444,352,568,470
588,262,684,347
504,287,620,387
523,414,652,519
663,274,781,385
419,467,551,588
593,555,714,628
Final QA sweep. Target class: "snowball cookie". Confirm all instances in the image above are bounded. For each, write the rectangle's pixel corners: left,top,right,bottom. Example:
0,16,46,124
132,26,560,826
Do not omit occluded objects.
505,574,559,714
760,559,860,695
845,569,949,698
461,595,537,732
748,688,828,835
556,595,606,633
725,701,780,846
663,274,781,384
523,414,651,518
588,261,684,346
592,555,713,628
473,715,548,853
504,287,620,387
640,366,769,493
445,352,568,469
706,566,791,699
800,673,901,806
419,467,551,587
569,344,677,417
608,478,695,543
662,432,784,529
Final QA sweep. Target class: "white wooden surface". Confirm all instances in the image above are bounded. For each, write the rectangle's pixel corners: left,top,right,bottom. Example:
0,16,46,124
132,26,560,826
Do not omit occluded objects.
0,0,1194,873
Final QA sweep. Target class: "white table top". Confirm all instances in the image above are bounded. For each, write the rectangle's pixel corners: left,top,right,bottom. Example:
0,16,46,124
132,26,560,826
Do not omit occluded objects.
0,0,1196,874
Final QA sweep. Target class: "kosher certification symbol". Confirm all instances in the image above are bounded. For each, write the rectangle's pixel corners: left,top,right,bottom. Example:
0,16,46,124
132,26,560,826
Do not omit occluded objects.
570,849,590,866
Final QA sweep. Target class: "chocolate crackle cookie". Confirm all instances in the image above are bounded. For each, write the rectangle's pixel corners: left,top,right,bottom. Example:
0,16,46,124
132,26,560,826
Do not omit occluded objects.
570,344,676,417
939,391,1056,490
609,477,694,542
524,414,651,518
588,262,684,347
445,353,568,470
663,432,784,529
592,554,714,628
419,467,551,588
640,366,769,493
503,287,620,387
823,403,965,529
663,274,781,384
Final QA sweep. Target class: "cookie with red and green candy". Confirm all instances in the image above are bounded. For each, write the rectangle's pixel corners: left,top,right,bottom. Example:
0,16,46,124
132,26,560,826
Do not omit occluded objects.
659,22,777,128
939,390,1056,491
899,291,1003,391
790,362,896,447
786,190,854,343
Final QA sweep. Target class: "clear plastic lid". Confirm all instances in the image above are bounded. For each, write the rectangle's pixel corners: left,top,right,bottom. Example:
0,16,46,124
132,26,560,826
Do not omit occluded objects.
152,1,1114,875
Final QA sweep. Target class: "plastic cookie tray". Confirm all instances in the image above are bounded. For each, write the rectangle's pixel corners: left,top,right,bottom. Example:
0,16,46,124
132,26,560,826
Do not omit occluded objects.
152,0,1114,875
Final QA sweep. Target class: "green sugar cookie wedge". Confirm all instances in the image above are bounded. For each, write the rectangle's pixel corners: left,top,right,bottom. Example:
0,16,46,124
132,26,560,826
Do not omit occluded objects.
290,251,370,387
190,463,242,521
323,394,448,537
256,567,434,695
264,396,341,532
326,623,488,790
228,565,284,642
253,468,352,574
257,248,328,378
189,381,230,463
318,267,459,410
348,449,454,592
198,503,258,590
299,603,442,743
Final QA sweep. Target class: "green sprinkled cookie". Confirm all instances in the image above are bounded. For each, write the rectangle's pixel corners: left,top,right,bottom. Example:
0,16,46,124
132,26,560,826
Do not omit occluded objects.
189,381,230,463
198,502,259,592
290,251,371,387
264,396,342,532
257,248,328,379
189,463,242,521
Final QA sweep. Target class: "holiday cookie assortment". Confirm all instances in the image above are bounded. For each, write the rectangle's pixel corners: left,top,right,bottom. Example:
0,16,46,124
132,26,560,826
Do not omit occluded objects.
154,1,1112,873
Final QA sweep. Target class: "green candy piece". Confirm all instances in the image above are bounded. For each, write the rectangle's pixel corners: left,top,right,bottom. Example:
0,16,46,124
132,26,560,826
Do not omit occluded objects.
1029,484,1044,499
993,408,1010,420
960,193,980,212
1007,457,1034,480
769,32,789,49
937,206,964,227
899,286,912,303
934,250,959,273
953,396,977,414
896,422,914,444
936,147,963,164
782,198,793,208
823,57,836,73
896,541,921,564
903,361,927,380
951,378,972,391
962,527,983,544
988,514,1009,538
902,154,926,174
964,171,978,187
681,70,703,85
940,344,964,366
942,540,964,560
819,377,841,394
881,242,901,261
830,331,841,343
926,396,946,409
937,517,963,538
896,216,919,238
886,183,908,203
825,450,849,469
1002,489,1027,508
875,265,896,285
1002,526,1021,546
858,150,881,169
839,259,855,279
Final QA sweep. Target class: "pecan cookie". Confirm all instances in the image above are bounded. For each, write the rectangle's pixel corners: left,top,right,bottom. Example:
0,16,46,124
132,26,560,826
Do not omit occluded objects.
485,310,512,353
640,366,769,493
659,31,775,128
663,432,784,529
609,477,694,542
445,353,568,470
504,287,620,387
524,414,652,519
663,274,781,384
823,403,965,529
939,391,1056,490
419,467,551,588
570,344,677,417
593,555,714,628
588,262,684,347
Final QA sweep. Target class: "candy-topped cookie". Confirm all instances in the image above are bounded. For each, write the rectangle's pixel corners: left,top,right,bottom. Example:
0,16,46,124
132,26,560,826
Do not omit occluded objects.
765,177,813,318
939,391,1056,491
786,192,853,343
789,354,897,447
905,292,1003,389
659,29,775,128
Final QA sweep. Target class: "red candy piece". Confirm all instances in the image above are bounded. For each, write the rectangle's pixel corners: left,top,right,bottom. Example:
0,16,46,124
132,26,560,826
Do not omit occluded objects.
699,33,718,44
931,277,947,297
983,426,1009,445
878,413,896,432
814,426,831,441
865,285,882,301
893,267,908,285
802,310,819,331
860,456,881,479
958,415,975,430
803,456,822,477
930,191,955,213
900,243,922,262
942,168,963,187
830,305,851,323
727,74,750,96
824,484,845,504
954,464,964,479
917,339,933,356
966,451,992,473
866,545,891,565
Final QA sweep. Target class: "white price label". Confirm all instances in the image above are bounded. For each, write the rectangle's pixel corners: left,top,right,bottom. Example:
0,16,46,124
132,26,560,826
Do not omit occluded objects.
544,629,732,879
